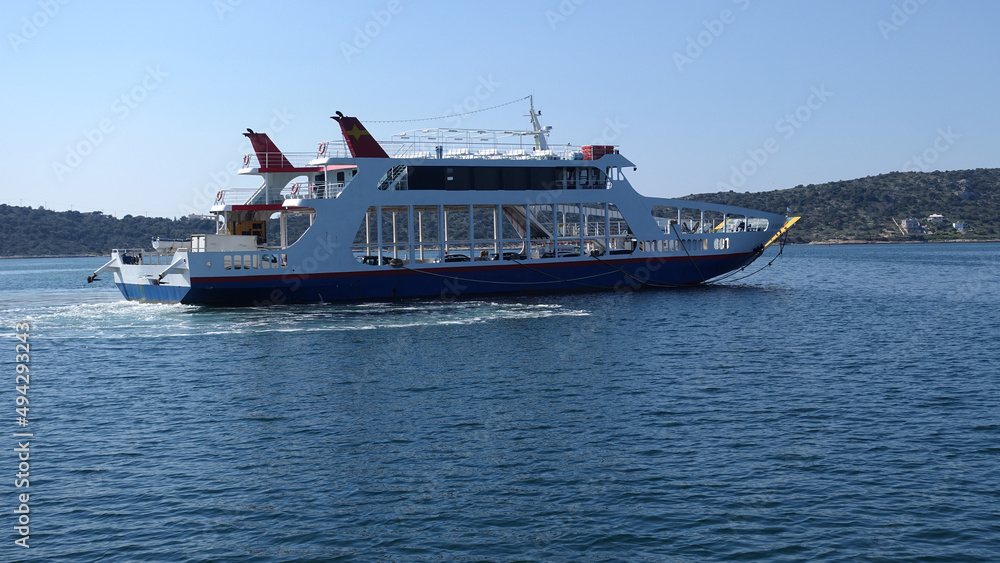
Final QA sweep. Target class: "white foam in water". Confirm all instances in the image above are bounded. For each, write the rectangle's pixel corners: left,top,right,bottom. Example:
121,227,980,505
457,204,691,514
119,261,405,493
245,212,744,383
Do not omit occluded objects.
1,290,591,341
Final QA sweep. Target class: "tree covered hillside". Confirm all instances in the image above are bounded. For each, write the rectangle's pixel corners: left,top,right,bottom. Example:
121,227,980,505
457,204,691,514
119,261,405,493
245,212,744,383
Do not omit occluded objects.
0,205,217,257
684,168,1000,243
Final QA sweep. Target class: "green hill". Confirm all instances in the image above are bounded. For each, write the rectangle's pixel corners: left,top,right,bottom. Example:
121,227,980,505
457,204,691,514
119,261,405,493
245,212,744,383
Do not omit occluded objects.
0,205,314,258
684,168,1000,243
0,205,217,257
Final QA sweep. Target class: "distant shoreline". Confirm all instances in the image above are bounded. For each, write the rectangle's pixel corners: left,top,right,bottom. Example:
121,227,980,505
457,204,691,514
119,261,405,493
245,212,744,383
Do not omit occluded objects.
0,254,104,260
802,238,1000,245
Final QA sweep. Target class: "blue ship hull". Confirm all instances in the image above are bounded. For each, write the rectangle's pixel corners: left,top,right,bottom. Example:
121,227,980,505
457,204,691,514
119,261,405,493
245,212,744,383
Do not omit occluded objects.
116,253,758,305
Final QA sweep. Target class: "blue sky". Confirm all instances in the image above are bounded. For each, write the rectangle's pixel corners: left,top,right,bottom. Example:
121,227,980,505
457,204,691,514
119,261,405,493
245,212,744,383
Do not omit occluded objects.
2,0,998,217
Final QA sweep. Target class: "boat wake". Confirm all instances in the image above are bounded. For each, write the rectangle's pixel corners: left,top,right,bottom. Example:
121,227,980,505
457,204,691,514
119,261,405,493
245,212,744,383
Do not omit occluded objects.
3,294,590,341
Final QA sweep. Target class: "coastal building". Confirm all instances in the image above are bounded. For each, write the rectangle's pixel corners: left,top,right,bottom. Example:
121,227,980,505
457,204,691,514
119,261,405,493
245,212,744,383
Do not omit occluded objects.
954,222,969,232
901,218,924,234
928,214,945,223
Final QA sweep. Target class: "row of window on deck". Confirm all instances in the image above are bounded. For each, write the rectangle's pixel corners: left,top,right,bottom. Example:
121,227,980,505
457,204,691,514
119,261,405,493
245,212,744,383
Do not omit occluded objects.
352,203,630,263
223,253,287,270
380,165,613,191
349,204,768,264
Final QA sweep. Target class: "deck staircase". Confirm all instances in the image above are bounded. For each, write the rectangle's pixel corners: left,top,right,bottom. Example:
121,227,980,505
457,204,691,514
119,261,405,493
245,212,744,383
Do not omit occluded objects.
377,164,408,191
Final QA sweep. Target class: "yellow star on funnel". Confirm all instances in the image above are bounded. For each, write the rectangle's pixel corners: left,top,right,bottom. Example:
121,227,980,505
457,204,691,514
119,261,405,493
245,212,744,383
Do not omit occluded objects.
346,125,370,140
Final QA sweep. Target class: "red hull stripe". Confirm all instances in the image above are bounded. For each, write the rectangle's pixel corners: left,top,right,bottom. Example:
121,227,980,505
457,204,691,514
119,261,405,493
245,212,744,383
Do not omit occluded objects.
256,166,322,173
229,204,310,211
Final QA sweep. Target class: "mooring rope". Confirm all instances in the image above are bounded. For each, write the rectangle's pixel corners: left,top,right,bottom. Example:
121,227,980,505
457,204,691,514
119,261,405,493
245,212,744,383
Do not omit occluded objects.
710,229,790,284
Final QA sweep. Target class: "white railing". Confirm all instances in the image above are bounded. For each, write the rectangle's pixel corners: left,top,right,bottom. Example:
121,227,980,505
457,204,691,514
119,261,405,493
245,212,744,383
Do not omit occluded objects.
241,134,617,166
113,248,176,265
214,188,259,205
560,221,630,237
313,140,350,159
310,131,616,161
214,182,346,206
388,141,601,161
388,128,616,160
287,182,345,200
242,143,350,168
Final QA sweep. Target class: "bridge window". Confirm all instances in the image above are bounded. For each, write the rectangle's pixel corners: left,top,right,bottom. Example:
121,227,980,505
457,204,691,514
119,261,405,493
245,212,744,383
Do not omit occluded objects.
401,166,609,191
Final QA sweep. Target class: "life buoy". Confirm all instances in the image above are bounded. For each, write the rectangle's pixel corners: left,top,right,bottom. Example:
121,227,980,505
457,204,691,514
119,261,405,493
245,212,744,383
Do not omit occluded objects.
317,142,327,156
290,183,299,195
243,154,250,166
215,190,224,203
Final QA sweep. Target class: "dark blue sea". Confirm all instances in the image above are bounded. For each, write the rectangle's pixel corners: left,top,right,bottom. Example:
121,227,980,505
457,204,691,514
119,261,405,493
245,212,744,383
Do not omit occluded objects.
2,243,999,561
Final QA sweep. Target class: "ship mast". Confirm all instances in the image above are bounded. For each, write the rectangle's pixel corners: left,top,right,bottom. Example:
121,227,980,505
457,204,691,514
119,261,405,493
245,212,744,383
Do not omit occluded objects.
528,95,550,151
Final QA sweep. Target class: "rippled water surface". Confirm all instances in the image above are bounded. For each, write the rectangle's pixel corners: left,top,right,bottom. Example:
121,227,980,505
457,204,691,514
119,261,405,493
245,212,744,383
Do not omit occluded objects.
2,244,999,561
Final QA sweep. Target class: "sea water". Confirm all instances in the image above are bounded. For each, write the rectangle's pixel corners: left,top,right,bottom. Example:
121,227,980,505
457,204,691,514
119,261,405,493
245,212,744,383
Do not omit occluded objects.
1,244,998,561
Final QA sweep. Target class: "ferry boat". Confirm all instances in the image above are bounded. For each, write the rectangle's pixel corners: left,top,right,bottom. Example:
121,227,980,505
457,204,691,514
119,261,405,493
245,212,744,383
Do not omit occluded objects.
88,99,799,305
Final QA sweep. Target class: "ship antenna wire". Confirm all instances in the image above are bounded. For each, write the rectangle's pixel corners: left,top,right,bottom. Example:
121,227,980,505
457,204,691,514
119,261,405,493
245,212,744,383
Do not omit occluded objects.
366,96,532,124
